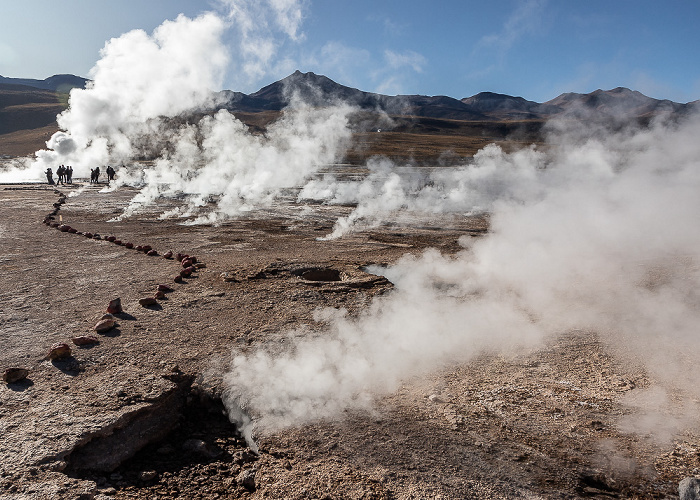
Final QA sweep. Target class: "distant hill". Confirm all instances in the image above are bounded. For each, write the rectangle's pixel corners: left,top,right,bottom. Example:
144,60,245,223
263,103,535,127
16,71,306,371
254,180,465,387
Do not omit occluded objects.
0,74,88,94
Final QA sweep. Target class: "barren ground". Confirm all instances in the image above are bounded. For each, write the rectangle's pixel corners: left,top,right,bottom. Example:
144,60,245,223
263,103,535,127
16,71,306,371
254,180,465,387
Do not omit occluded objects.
1,179,697,499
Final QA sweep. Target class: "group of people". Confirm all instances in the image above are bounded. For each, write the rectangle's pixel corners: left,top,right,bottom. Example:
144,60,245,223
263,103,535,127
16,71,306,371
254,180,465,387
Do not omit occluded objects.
45,165,73,185
90,165,116,183
44,165,118,185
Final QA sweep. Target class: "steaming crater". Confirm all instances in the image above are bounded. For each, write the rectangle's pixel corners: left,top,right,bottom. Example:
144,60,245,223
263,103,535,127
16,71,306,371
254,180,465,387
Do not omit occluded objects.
292,266,391,289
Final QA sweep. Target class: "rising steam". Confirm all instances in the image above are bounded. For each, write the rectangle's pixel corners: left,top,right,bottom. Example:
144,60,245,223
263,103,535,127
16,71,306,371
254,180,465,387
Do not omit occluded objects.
223,112,700,444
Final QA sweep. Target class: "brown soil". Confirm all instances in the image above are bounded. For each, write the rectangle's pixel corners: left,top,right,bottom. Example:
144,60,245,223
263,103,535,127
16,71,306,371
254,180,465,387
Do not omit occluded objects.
0,181,697,499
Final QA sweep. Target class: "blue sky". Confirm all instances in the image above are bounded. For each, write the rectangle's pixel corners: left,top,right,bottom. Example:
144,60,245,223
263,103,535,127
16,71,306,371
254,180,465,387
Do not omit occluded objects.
1,0,699,103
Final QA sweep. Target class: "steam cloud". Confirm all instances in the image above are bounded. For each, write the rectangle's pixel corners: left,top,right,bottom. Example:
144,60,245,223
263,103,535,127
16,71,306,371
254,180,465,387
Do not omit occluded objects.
224,112,700,445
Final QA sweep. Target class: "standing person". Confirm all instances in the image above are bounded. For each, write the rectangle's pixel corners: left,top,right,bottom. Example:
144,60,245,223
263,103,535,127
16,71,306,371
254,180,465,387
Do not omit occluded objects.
45,168,54,185
66,166,73,184
90,168,95,183
56,165,65,185
94,166,100,183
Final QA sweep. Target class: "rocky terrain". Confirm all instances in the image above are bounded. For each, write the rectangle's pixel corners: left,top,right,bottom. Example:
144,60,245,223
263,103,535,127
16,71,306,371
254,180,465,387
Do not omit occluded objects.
1,177,699,499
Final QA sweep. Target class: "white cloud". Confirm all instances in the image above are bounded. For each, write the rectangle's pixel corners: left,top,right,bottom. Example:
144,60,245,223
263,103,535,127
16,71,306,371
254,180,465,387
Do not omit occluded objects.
476,0,547,54
384,49,426,73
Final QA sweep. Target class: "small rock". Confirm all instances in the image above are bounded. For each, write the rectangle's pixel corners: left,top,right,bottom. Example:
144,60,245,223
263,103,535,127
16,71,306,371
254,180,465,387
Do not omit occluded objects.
220,272,237,282
141,245,152,253
135,245,143,251
95,318,116,333
113,239,122,245
101,313,116,321
139,470,157,482
93,234,101,240
106,298,122,315
84,232,93,238
58,225,70,232
154,291,166,300
124,242,133,249
46,343,71,360
236,469,256,491
139,297,158,307
106,236,116,242
680,477,700,500
174,275,183,283
176,253,188,261
68,227,78,233
163,250,173,259
180,268,192,277
428,394,444,403
194,262,206,269
157,284,174,292
146,249,158,256
181,258,193,268
72,335,99,346
3,367,29,384
189,256,198,264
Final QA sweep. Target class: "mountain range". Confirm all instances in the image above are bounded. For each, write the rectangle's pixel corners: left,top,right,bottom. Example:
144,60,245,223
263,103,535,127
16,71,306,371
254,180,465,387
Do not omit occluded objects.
0,70,697,157
217,70,697,121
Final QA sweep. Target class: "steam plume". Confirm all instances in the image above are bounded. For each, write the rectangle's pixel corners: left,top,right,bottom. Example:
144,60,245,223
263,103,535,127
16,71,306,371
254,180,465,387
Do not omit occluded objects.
224,112,700,443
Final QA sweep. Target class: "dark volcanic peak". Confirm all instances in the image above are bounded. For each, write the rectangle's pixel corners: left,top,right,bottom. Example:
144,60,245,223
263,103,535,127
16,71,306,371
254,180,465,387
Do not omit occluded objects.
544,86,684,117
0,74,87,93
461,92,558,119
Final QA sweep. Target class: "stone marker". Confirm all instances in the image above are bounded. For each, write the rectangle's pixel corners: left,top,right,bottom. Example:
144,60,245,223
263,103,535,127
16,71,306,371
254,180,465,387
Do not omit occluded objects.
107,298,123,315
46,343,71,360
94,318,115,333
72,335,99,346
139,297,158,307
3,367,29,384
